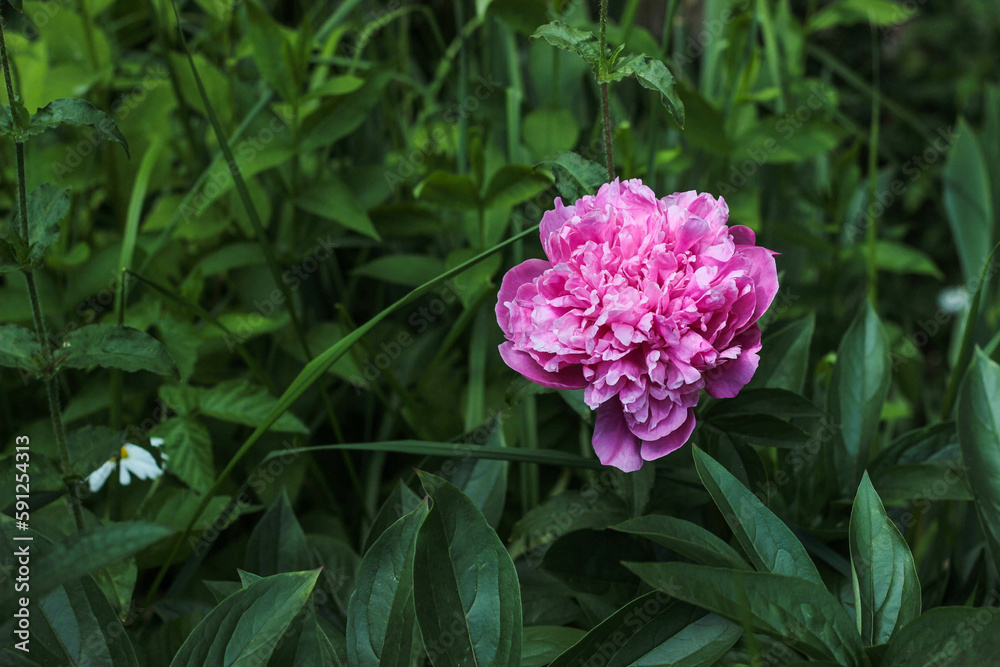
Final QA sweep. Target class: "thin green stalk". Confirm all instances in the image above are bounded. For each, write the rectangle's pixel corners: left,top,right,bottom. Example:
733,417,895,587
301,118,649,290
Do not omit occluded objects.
0,12,84,532
452,0,468,174
599,0,614,181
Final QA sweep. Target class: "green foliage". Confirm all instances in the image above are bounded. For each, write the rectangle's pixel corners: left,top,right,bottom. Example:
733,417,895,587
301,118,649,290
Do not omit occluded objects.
2,0,1000,663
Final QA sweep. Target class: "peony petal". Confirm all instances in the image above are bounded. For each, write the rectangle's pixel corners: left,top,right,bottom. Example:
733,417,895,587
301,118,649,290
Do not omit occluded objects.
729,225,756,246
495,259,551,335
737,246,779,319
704,327,762,398
498,342,587,390
593,401,643,472
640,409,696,460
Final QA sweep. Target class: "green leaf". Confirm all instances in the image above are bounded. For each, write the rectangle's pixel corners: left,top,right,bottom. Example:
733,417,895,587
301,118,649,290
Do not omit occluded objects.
625,562,864,666
957,349,1000,576
537,151,608,202
943,118,995,286
28,98,130,158
849,472,921,645
483,164,553,210
245,0,298,102
692,446,823,584
867,240,945,279
610,55,685,128
0,323,42,371
26,183,70,269
882,606,1000,665
523,109,580,160
414,170,481,210
808,0,914,31
5,521,171,609
709,414,813,449
362,480,422,553
169,570,322,667
347,502,429,666
828,300,891,491
706,388,824,420
413,472,522,666
161,380,309,433
152,417,214,492
268,608,343,667
521,627,587,667
353,254,448,287
510,491,628,562
747,314,815,392
531,21,602,69
61,325,177,376
548,591,741,667
295,177,381,240
66,424,121,476
612,514,751,570
245,489,314,576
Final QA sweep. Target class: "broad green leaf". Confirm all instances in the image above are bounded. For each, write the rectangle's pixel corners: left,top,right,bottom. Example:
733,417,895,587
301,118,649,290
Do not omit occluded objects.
295,177,381,240
26,183,69,269
548,591,741,667
413,473,522,666
0,323,42,371
748,314,814,392
267,609,342,667
692,446,822,584
510,490,627,563
523,109,580,160
441,415,509,527
610,464,655,518
152,417,214,492
849,472,921,645
538,151,608,202
363,480,422,553
245,0,298,102
483,164,553,210
347,502,429,666
611,54,685,128
521,627,586,667
245,490,314,576
414,171,480,210
28,98,130,158
828,301,891,491
169,570,321,667
882,606,1000,665
66,424,121,478
542,528,649,596
531,21,602,68
626,562,864,666
61,325,177,376
709,413,813,448
957,349,1000,576
353,254,447,287
943,118,995,285
706,388,823,420
867,240,944,279
612,515,751,570
300,73,392,150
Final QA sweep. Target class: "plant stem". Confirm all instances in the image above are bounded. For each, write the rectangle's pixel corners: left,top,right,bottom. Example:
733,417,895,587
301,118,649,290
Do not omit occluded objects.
599,0,614,181
0,12,85,532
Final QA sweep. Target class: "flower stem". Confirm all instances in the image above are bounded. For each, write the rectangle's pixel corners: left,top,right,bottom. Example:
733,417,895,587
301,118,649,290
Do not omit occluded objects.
599,0,614,181
0,10,85,532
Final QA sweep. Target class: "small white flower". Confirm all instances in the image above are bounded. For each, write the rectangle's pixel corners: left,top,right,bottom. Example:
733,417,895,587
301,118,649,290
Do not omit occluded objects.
150,437,168,462
86,443,164,493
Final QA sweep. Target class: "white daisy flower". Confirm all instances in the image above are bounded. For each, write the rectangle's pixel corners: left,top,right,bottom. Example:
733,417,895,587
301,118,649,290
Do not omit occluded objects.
87,443,164,493
150,436,168,462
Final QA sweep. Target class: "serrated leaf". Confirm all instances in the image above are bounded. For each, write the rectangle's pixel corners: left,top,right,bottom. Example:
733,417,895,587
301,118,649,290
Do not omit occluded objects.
849,472,921,645
531,21,602,68
537,151,608,202
26,183,70,268
0,323,42,371
611,55,685,127
61,325,177,376
152,417,214,492
28,98,130,158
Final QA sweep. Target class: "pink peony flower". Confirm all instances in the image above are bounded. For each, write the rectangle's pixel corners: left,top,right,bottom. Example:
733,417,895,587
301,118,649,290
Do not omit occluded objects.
495,179,778,472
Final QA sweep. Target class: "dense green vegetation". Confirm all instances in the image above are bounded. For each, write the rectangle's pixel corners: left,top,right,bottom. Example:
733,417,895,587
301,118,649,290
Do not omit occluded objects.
1,0,1000,664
